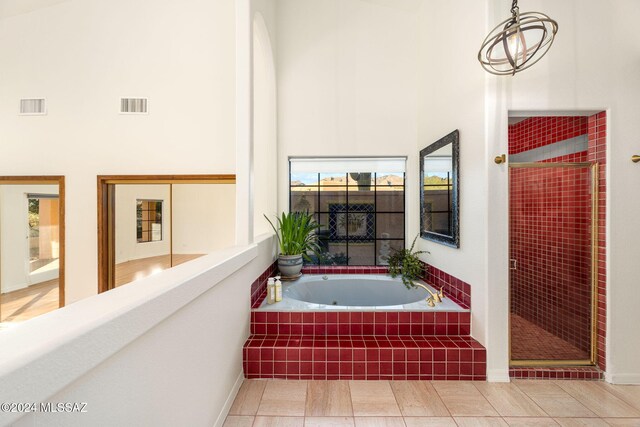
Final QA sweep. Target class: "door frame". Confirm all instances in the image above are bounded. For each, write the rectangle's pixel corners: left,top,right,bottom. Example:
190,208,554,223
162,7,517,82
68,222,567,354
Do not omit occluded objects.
508,162,599,367
96,174,235,293
0,176,66,318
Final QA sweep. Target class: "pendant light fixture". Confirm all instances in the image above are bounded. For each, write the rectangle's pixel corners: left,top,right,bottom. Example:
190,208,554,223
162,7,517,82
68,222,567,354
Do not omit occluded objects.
478,0,558,76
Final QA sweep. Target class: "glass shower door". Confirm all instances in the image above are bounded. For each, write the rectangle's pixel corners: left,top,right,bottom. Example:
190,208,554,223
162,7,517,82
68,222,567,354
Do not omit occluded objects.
509,163,597,365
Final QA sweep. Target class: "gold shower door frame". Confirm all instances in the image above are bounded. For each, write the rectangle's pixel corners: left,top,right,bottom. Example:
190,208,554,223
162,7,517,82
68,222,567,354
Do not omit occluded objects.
508,162,599,367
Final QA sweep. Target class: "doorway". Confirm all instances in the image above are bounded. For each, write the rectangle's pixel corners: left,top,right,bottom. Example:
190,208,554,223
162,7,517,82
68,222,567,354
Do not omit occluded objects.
97,175,236,292
508,114,606,367
0,177,65,323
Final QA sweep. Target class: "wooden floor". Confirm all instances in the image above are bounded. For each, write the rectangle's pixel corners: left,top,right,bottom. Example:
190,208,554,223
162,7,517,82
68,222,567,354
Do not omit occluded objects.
0,254,204,323
0,279,59,323
115,253,204,287
225,379,640,426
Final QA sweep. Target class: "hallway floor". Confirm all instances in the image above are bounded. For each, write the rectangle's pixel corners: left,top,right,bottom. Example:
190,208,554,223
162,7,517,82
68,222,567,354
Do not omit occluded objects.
510,314,590,361
224,379,640,426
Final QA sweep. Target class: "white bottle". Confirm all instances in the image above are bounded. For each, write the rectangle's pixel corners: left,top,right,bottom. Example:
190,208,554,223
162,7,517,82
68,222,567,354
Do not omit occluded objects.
267,278,276,304
275,278,283,302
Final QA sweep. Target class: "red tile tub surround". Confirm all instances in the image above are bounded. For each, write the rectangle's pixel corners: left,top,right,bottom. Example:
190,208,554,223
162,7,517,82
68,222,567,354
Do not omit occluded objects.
250,261,278,309
246,262,485,380
422,264,471,310
301,266,389,275
244,335,486,381
508,116,588,155
510,367,603,381
250,311,471,337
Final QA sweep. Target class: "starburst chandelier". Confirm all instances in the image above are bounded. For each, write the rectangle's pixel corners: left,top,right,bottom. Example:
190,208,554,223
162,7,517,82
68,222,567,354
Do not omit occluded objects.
478,0,558,76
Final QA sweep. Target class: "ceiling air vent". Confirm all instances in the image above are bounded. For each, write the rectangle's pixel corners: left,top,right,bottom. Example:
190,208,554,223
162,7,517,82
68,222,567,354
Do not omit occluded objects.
120,97,148,114
19,98,46,115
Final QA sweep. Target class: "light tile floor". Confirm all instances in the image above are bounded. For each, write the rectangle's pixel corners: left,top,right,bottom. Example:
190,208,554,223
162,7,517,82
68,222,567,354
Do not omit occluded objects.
225,380,640,427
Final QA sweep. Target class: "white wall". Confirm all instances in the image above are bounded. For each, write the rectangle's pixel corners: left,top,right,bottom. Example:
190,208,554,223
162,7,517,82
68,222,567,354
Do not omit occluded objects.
0,185,59,293
484,0,640,383
276,0,420,234
252,6,278,236
114,185,171,264
172,184,236,254
0,0,236,303
415,0,489,365
0,235,277,427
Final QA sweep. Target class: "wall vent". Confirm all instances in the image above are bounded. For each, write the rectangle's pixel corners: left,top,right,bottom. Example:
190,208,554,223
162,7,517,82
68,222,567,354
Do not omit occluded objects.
120,97,148,114
19,98,46,115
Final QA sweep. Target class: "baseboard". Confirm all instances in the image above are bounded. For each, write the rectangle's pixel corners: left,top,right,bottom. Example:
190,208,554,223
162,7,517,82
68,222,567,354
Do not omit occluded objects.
487,369,511,382
1,281,29,294
604,372,640,385
214,371,245,427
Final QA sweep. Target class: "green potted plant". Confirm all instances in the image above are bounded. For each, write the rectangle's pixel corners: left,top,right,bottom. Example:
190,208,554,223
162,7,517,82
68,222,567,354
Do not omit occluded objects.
388,235,429,289
265,211,320,277
388,236,443,306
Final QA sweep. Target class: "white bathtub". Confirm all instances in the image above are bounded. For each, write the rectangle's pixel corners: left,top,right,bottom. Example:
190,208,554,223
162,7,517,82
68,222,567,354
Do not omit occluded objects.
257,274,466,311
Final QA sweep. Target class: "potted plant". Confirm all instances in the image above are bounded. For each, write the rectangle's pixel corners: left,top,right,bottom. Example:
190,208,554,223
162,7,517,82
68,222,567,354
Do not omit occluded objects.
387,235,429,289
388,236,443,306
265,211,321,277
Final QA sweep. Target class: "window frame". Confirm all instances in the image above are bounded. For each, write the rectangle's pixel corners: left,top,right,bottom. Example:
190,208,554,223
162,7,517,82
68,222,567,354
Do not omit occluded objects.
136,199,164,243
289,167,406,266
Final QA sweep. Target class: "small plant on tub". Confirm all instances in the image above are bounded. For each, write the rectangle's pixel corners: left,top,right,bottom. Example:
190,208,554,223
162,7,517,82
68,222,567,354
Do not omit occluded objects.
388,235,429,289
389,237,442,306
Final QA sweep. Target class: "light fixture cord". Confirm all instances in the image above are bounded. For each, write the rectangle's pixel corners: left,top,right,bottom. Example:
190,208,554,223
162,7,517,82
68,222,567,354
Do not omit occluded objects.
510,0,519,16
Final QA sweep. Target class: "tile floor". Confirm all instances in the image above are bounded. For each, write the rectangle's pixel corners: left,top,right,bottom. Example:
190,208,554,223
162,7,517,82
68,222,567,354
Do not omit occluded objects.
510,314,590,361
225,380,640,427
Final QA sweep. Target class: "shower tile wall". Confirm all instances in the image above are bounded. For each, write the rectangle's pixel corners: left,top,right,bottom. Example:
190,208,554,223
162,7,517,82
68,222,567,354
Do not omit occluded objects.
510,166,593,356
509,116,588,156
509,115,606,365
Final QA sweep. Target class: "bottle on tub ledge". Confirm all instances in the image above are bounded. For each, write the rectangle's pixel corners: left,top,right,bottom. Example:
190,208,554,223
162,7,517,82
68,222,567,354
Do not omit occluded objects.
275,276,283,302
267,277,276,304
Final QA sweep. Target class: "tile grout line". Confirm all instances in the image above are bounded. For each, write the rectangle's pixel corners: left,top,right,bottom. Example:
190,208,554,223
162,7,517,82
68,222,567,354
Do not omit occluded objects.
468,381,503,418
510,379,553,418
387,380,409,426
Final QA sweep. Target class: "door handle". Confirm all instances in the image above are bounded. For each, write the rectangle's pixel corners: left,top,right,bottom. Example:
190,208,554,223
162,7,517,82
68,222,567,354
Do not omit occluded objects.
510,259,517,270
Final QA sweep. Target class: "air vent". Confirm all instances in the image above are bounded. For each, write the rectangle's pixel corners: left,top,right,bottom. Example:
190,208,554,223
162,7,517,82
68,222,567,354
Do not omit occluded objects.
20,98,46,115
120,97,148,114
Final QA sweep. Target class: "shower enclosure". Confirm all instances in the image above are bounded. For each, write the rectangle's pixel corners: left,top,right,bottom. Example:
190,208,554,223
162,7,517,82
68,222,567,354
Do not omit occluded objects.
509,162,598,365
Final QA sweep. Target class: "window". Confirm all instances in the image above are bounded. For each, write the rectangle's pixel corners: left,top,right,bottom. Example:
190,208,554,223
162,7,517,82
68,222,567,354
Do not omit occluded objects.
290,158,405,266
137,199,163,243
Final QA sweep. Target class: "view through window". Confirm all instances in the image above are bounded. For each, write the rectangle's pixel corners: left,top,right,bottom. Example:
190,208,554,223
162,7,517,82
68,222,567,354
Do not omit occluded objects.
137,199,163,243
290,158,405,266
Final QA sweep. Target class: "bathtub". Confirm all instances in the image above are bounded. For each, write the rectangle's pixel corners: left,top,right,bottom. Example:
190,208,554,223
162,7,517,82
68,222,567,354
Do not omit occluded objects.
256,274,466,311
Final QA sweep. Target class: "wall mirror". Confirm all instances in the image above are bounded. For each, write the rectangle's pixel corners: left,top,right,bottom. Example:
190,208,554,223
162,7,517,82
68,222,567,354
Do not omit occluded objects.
420,129,460,248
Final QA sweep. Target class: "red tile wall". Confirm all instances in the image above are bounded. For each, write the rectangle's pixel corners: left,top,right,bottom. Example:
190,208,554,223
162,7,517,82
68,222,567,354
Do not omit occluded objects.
508,116,588,155
509,166,593,353
588,112,607,371
508,114,607,370
250,262,278,309
301,266,390,275
422,264,471,309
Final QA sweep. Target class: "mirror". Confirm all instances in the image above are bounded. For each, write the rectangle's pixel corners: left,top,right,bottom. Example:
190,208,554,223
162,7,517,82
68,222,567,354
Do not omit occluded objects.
420,129,460,248
0,177,64,323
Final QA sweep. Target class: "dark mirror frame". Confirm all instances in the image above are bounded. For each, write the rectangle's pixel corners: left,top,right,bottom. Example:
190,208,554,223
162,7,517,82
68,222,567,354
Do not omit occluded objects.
420,129,460,248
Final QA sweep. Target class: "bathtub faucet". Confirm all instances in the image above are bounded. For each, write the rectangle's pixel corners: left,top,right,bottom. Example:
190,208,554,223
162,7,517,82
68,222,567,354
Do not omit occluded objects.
413,283,445,307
